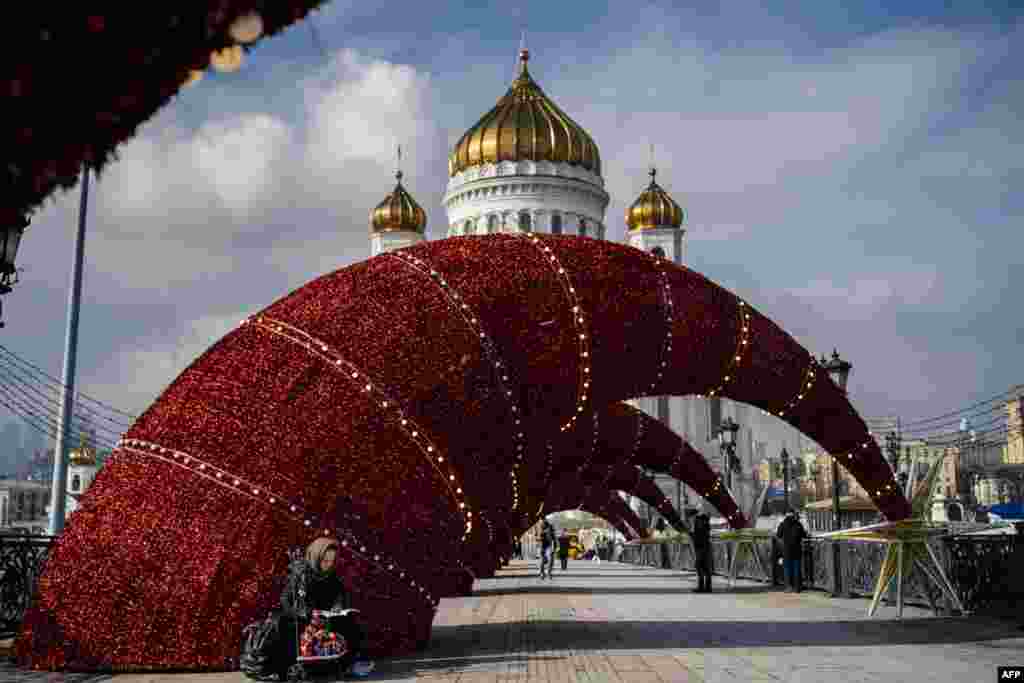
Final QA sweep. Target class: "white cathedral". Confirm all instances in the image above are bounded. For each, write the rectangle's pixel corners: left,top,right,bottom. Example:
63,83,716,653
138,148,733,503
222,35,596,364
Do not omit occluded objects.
366,48,822,522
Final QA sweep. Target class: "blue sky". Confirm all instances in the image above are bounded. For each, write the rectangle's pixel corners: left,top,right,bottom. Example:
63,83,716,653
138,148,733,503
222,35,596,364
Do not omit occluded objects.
3,0,1022,460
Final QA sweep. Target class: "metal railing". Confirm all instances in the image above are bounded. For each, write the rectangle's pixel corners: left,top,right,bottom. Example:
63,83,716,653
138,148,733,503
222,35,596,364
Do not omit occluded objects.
619,534,1024,616
0,533,57,637
3,532,1022,640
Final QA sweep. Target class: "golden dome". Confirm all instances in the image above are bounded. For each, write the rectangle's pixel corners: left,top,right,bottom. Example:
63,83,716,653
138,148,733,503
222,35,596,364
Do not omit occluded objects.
449,49,601,177
370,170,427,234
69,447,97,467
625,168,685,231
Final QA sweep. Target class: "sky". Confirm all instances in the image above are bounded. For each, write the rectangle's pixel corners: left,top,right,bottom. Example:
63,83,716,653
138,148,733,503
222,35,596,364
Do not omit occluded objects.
3,0,1022,458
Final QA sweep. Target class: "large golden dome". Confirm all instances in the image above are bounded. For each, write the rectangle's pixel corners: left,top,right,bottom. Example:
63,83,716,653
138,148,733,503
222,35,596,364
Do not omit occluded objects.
449,49,601,177
625,168,685,231
370,170,427,234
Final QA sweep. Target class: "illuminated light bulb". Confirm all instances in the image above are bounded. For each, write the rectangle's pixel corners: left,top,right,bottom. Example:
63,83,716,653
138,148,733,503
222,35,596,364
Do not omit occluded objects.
450,475,455,480
365,384,372,391
412,431,418,437
427,446,434,452
229,11,264,43
351,372,358,378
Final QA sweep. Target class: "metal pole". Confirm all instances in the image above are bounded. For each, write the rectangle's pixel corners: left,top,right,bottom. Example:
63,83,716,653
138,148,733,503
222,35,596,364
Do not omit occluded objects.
48,162,90,536
831,454,842,597
783,451,791,514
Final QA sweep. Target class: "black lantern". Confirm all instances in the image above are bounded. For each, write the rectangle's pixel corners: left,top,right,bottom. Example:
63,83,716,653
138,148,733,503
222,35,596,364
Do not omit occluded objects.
718,416,741,479
0,215,28,294
823,348,852,394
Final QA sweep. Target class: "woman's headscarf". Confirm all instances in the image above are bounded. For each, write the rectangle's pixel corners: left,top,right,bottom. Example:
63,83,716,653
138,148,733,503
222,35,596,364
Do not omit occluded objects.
305,537,340,579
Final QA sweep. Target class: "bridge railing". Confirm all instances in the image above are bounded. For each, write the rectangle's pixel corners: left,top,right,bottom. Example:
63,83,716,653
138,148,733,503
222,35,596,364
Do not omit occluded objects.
3,532,1023,640
0,533,57,639
618,534,1024,616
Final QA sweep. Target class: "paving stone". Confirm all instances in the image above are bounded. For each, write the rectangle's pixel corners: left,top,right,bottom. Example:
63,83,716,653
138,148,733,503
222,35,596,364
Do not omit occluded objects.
4,560,1024,682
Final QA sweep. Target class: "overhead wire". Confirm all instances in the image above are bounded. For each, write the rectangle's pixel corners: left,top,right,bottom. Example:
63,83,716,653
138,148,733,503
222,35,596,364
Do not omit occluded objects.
0,344,138,420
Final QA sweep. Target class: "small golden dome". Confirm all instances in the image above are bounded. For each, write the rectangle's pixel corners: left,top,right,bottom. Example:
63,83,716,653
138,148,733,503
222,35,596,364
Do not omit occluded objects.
625,168,685,231
370,171,427,234
449,49,601,177
69,447,97,467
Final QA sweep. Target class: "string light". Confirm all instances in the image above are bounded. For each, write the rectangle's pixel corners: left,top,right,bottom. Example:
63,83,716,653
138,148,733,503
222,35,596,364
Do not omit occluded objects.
776,358,819,418
116,439,431,607
707,299,751,398
646,250,675,394
519,235,591,432
388,250,528,511
249,316,472,538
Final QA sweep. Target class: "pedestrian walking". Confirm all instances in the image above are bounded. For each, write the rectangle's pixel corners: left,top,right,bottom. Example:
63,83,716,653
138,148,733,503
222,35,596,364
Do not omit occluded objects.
539,519,556,579
558,530,571,572
692,511,713,593
776,510,808,592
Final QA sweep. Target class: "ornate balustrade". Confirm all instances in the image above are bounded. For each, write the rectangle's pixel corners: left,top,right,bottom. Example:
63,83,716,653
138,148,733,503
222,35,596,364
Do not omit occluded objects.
0,533,57,637
619,534,1024,616
3,533,1022,639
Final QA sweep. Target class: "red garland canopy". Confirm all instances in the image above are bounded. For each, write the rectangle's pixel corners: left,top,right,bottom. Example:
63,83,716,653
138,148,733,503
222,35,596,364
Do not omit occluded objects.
18,235,908,670
2,2,329,229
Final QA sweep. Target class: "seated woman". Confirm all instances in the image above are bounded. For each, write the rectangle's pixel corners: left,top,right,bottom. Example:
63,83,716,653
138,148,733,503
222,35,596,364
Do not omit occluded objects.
279,537,375,679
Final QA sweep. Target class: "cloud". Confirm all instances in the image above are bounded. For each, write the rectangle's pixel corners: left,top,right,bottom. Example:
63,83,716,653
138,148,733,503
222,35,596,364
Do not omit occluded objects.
4,14,1022,440
80,312,249,423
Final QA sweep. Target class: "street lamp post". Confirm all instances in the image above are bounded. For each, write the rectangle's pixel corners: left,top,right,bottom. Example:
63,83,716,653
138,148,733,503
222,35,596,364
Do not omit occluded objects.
781,447,791,514
823,348,852,597
48,162,91,537
718,416,740,494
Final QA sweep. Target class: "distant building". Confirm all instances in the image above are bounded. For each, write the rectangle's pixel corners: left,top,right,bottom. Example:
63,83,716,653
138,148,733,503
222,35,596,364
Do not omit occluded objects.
0,479,50,531
44,441,101,522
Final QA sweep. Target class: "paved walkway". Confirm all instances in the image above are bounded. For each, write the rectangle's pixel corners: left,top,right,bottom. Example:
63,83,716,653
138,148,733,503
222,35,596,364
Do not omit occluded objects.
4,559,1023,682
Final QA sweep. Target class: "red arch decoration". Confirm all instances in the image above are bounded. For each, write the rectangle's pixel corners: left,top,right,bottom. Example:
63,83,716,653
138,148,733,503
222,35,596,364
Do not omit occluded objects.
542,489,645,541
18,235,907,670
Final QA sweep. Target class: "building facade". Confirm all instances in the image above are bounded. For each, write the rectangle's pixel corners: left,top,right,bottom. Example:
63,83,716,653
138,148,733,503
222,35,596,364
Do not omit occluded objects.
367,48,857,525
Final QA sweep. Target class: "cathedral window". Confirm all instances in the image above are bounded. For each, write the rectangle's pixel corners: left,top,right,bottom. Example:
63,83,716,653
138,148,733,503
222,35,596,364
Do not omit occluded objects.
519,211,532,232
650,246,666,258
464,219,472,235
578,218,587,237
71,474,81,493
488,215,499,233
551,214,563,234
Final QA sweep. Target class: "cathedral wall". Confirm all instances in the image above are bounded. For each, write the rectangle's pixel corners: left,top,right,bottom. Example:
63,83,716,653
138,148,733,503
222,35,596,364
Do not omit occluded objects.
443,162,609,239
371,230,426,257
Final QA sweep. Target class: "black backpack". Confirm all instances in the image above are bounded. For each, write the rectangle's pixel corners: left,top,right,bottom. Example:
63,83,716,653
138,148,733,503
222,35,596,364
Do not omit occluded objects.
240,610,283,681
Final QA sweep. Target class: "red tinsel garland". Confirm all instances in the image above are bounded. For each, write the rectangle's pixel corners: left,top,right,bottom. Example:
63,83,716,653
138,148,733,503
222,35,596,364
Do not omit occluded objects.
17,235,908,671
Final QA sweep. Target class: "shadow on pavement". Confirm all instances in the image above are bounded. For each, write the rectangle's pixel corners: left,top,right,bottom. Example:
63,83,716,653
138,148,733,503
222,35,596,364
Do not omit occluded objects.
381,653,560,677
472,584,775,596
424,617,1021,655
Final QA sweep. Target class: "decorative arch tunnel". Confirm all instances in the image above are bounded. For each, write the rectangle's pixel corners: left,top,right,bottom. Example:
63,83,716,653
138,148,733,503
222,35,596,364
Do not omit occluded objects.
18,235,909,671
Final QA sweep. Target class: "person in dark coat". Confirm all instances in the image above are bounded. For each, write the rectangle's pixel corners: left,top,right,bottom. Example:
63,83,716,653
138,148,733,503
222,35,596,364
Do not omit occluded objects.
692,511,713,593
279,537,374,678
776,511,808,592
539,520,556,579
557,530,572,571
